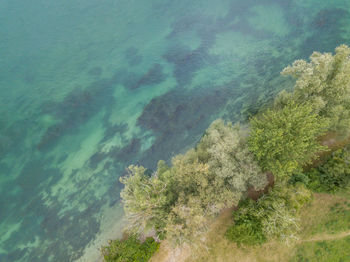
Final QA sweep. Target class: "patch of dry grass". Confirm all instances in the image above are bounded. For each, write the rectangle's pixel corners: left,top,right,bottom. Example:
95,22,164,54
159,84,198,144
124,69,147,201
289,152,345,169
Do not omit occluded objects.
151,190,350,262
186,208,295,262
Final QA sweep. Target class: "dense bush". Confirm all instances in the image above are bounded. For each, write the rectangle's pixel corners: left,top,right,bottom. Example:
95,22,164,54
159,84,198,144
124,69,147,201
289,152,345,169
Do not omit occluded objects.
288,173,310,186
225,200,266,246
101,235,159,262
291,146,350,192
226,184,311,245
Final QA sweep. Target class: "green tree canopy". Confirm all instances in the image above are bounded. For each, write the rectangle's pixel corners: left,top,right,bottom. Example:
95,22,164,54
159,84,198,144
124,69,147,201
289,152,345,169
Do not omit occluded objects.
248,101,329,178
120,165,173,235
278,44,350,136
120,120,267,244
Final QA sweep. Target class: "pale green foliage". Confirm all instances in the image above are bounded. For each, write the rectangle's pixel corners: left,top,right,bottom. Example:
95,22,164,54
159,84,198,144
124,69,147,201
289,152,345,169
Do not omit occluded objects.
249,101,329,177
164,150,212,244
120,165,171,235
165,196,209,245
120,120,267,245
280,44,350,136
257,183,311,243
198,120,267,206
120,152,212,244
171,149,226,216
163,121,267,244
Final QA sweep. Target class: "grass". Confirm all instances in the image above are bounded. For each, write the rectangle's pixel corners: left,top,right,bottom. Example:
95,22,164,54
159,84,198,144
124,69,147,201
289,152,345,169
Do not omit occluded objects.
151,189,350,262
300,191,350,236
291,236,350,262
315,201,350,234
151,129,350,262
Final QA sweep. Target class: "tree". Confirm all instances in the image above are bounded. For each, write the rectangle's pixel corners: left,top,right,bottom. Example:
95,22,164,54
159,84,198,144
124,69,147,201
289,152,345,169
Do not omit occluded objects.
279,44,350,136
120,120,268,245
196,120,268,207
120,165,172,236
165,195,209,246
248,101,329,178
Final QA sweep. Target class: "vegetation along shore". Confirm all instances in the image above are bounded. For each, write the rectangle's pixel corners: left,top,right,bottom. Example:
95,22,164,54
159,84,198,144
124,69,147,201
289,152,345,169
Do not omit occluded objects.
101,45,350,262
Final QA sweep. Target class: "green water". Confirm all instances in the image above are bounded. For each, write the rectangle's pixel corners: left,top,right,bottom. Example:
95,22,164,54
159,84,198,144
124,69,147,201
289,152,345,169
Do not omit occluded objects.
1,0,350,261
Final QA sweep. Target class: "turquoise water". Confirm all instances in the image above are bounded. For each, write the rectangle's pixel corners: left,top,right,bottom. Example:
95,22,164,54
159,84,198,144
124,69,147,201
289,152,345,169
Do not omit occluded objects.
1,0,350,261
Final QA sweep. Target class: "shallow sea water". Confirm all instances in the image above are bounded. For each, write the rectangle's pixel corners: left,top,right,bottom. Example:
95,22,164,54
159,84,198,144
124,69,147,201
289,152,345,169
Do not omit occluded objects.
1,0,350,261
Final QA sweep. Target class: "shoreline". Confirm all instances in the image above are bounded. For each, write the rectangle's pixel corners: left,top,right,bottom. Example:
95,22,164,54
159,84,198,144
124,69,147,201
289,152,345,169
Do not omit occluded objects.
75,203,125,262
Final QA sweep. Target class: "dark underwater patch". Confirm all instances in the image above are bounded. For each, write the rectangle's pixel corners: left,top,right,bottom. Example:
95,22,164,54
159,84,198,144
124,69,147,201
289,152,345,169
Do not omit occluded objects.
57,153,68,164
118,64,166,90
89,151,106,169
167,14,201,38
225,0,292,20
89,136,141,169
88,121,134,169
20,193,106,262
300,8,350,58
16,160,62,200
24,72,36,84
124,47,143,66
105,138,141,164
210,0,293,40
87,66,103,77
116,138,141,161
0,135,12,158
164,1,295,87
101,122,128,143
137,86,235,167
1,119,31,155
163,44,215,86
132,63,166,89
106,178,122,207
38,77,116,151
138,87,231,134
116,69,140,90
224,0,295,40
165,11,224,86
5,248,28,262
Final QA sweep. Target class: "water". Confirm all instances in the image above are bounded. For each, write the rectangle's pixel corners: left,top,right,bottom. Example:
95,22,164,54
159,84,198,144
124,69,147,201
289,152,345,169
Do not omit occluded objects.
1,0,350,261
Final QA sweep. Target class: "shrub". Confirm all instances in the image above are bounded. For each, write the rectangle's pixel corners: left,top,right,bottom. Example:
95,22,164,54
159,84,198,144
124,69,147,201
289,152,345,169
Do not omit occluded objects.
288,173,310,186
226,184,311,245
101,235,160,262
300,146,350,192
225,200,266,246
